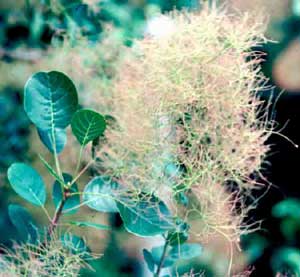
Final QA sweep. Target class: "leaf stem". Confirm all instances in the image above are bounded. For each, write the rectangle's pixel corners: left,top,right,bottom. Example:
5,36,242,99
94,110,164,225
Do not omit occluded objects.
72,159,94,186
54,153,62,181
154,239,169,277
51,128,63,183
47,199,64,238
75,145,84,175
47,188,69,238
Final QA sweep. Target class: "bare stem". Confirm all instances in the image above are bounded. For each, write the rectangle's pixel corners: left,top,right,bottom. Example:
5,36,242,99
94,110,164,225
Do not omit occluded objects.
154,240,169,277
47,190,69,238
71,159,94,186
75,146,84,176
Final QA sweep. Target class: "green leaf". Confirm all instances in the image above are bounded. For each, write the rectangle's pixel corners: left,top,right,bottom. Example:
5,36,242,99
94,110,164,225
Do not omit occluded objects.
70,221,111,230
293,0,300,16
7,163,46,206
175,191,189,207
169,243,203,260
38,154,64,185
83,176,119,212
272,198,300,219
60,0,81,9
143,249,156,273
117,193,174,237
8,204,38,242
280,217,300,241
168,231,188,246
61,233,89,256
61,233,92,261
24,71,78,130
151,245,174,268
242,234,268,263
71,109,106,146
167,221,190,246
151,243,202,268
37,128,67,154
52,173,80,214
104,114,120,130
271,247,300,275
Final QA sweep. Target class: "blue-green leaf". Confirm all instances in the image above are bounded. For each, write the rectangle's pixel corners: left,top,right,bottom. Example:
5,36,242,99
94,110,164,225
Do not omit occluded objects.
24,71,78,130
169,243,202,260
61,233,90,258
242,234,268,263
83,176,119,212
37,128,67,154
8,204,38,242
7,163,46,206
117,194,174,237
151,243,202,268
167,221,190,246
52,173,80,214
271,247,300,276
151,245,174,268
71,109,106,146
70,221,111,230
38,154,64,185
143,249,156,273
272,198,300,219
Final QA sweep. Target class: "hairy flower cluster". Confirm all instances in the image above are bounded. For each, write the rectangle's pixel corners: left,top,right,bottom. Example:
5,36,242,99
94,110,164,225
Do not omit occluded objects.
0,236,91,277
94,6,272,266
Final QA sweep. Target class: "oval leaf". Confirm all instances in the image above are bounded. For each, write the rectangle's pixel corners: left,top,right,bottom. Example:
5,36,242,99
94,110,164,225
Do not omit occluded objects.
38,154,64,185
272,198,300,219
7,163,46,206
117,194,174,237
151,245,175,268
271,247,300,275
167,220,190,246
71,109,106,146
83,176,119,212
168,230,189,246
151,243,202,268
8,204,38,242
169,243,203,260
61,233,90,260
37,128,67,154
24,71,78,130
143,249,156,273
52,173,80,214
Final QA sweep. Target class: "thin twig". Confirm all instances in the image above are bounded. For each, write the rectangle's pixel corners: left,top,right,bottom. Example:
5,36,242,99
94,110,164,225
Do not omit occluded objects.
154,239,169,277
71,159,94,186
46,186,71,238
47,197,66,238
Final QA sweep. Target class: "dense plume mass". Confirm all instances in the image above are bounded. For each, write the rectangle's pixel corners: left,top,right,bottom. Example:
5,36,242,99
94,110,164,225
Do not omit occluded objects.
0,235,91,276
95,7,271,246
